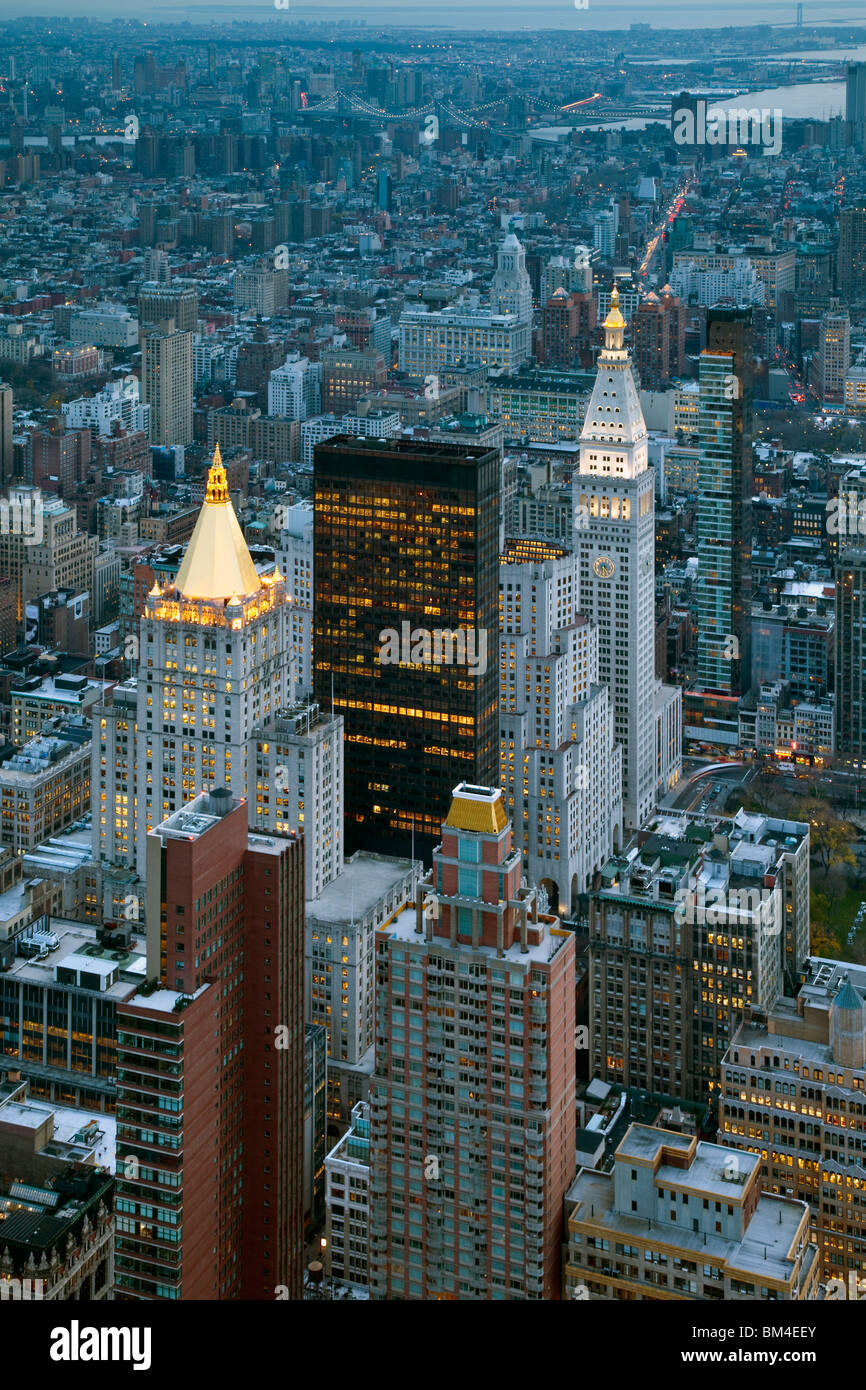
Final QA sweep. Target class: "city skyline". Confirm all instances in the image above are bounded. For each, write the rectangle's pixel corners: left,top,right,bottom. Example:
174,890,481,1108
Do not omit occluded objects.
0,0,863,1333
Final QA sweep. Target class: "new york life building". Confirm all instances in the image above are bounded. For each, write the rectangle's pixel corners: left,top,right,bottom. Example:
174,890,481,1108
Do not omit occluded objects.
92,445,342,905
368,783,576,1300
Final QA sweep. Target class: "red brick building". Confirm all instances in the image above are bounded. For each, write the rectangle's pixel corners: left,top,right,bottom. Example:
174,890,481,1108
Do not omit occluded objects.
31,426,92,497
370,783,576,1300
538,290,596,369
93,425,152,477
632,287,686,391
114,789,305,1300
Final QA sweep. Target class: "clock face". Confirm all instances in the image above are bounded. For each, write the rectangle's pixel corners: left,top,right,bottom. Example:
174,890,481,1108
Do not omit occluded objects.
593,555,615,580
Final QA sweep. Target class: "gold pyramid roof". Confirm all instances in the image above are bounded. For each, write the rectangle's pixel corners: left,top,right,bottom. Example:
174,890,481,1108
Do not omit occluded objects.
444,785,507,835
174,444,261,601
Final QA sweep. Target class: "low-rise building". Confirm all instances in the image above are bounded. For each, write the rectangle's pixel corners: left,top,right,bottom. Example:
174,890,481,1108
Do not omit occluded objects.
719,958,866,1280
0,728,90,853
0,915,146,1112
589,808,810,1104
398,304,531,378
11,674,101,747
739,683,834,764
564,1122,819,1300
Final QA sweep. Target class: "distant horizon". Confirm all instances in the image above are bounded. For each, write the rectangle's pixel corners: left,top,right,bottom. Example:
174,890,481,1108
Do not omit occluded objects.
1,0,866,31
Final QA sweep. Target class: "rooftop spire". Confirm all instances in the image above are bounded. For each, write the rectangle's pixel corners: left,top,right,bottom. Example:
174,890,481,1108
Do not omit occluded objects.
579,281,647,464
173,445,261,601
603,282,626,347
205,441,229,504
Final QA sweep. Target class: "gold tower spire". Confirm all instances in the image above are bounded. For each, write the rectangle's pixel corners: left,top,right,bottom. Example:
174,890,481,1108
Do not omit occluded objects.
205,441,229,504
602,281,626,351
173,445,261,600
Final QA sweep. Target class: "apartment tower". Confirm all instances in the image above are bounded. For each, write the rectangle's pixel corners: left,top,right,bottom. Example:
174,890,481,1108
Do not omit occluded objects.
368,783,576,1299
114,788,305,1299
142,323,193,448
695,306,754,701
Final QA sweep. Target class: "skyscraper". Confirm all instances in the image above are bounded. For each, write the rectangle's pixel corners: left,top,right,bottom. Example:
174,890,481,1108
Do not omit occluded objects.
539,244,592,305
376,167,392,213
499,537,622,914
836,545,866,767
143,247,171,286
491,232,533,325
313,436,499,855
573,286,656,831
810,310,850,403
138,283,199,334
134,445,293,874
114,788,305,1300
368,783,576,1300
92,449,342,905
632,287,686,391
142,324,193,447
538,290,595,370
589,808,807,1104
0,383,13,485
632,291,671,390
695,307,753,701
839,205,866,301
847,61,866,151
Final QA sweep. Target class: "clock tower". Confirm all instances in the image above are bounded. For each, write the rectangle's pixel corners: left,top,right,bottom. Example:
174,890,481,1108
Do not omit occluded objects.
573,286,657,830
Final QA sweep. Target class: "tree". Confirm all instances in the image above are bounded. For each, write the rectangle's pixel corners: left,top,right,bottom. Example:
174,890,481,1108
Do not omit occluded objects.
801,798,857,875
809,919,839,960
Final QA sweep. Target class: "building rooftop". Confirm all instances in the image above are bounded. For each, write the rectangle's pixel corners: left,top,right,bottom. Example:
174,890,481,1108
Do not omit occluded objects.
3,917,146,997
379,902,569,966
0,1096,116,1170
153,787,241,842
307,851,417,922
444,783,507,835
567,1163,809,1284
11,674,101,705
0,1165,113,1255
127,981,211,1015
0,733,90,784
22,823,93,877
618,1124,760,1198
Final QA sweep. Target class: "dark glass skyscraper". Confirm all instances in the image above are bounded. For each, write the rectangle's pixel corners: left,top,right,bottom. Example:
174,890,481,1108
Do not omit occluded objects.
839,205,866,301
313,436,500,856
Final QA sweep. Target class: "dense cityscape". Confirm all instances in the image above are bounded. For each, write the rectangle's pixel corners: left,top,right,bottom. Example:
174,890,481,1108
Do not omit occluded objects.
0,0,865,1344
